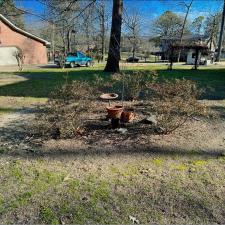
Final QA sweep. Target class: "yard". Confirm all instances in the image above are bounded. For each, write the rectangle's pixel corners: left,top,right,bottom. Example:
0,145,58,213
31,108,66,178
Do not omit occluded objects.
0,63,225,224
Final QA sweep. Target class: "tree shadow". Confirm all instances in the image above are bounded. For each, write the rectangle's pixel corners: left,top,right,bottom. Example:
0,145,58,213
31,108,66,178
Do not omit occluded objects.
0,67,225,99
0,69,107,98
210,105,225,119
0,142,223,160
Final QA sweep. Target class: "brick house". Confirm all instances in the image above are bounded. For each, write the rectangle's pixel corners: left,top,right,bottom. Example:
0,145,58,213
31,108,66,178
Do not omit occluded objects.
0,14,50,65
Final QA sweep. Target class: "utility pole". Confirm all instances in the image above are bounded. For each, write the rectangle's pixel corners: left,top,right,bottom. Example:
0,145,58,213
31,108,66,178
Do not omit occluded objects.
216,0,225,62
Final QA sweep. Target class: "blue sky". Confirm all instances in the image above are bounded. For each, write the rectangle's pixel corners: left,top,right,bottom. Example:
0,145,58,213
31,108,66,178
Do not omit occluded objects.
15,0,224,34
16,0,224,18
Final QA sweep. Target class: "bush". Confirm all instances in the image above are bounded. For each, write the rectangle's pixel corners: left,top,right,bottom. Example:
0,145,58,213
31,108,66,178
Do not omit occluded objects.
33,73,207,138
111,71,158,100
34,81,94,139
146,79,207,134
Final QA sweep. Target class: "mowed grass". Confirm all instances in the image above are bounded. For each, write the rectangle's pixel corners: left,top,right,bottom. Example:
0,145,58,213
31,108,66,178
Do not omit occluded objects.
0,154,224,224
1,63,225,223
0,96,47,115
0,63,225,99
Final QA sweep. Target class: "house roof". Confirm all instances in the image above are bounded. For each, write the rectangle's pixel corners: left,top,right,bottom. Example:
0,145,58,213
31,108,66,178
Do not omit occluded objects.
0,14,50,46
161,34,209,41
171,43,209,50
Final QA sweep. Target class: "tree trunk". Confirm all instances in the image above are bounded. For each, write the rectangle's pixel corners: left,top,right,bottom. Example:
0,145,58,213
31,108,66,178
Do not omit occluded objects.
101,23,105,62
194,48,199,70
99,1,106,62
169,47,174,70
216,0,225,62
210,16,217,51
132,43,135,63
51,22,55,61
178,0,193,62
104,0,123,72
67,29,72,53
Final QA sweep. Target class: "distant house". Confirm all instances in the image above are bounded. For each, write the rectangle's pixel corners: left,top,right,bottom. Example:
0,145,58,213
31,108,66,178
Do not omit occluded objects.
220,49,225,59
160,34,216,64
0,14,50,66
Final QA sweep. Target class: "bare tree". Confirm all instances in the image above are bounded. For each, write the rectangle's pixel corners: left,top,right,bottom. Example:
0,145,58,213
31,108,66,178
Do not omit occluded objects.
104,0,123,72
192,16,205,34
40,0,96,54
81,2,96,54
216,0,225,62
96,0,109,61
177,0,194,62
14,48,25,71
0,0,24,28
124,9,141,62
205,13,221,51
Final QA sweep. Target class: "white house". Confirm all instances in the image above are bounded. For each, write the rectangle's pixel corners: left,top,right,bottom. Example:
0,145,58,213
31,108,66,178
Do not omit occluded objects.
160,34,216,64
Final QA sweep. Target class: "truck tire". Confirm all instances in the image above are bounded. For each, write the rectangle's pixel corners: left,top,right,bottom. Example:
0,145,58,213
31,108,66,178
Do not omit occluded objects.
86,61,91,67
70,62,75,68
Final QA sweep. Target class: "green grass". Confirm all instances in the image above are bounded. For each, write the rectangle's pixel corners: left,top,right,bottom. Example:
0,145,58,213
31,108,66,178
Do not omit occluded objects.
0,156,224,224
0,64,225,99
0,108,15,115
0,96,47,115
1,63,225,223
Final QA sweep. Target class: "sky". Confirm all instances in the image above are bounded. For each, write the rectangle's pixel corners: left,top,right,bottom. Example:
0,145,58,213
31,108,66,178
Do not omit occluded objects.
15,0,224,35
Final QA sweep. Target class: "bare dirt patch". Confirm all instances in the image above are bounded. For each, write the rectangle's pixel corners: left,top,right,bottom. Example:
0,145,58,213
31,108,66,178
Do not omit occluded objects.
0,97,46,153
1,100,224,158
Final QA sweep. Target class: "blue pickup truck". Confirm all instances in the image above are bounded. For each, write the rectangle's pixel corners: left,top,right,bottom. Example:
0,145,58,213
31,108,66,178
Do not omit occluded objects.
56,51,93,68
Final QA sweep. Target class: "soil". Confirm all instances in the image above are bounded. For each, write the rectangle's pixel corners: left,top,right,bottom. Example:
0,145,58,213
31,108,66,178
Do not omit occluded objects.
1,100,225,158
0,108,38,153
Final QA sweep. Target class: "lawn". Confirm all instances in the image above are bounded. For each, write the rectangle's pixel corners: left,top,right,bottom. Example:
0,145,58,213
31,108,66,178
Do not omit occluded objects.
0,63,225,224
0,153,224,224
0,63,225,99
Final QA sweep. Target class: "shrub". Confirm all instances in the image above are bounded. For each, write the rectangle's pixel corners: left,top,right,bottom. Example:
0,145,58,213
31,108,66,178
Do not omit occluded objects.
34,81,94,139
111,71,158,100
146,79,207,134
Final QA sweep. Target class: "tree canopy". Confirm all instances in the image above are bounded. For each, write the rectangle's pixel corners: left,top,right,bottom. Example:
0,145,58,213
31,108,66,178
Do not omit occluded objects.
0,0,24,29
154,11,185,37
192,16,205,34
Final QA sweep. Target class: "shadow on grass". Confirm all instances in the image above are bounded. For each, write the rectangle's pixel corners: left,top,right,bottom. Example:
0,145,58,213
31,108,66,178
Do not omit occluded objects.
0,108,17,114
0,142,223,160
210,105,225,119
41,146,224,158
0,69,108,98
0,67,225,99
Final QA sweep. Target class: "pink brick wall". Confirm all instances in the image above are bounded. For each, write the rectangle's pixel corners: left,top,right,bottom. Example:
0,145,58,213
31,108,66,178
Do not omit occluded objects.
0,21,48,64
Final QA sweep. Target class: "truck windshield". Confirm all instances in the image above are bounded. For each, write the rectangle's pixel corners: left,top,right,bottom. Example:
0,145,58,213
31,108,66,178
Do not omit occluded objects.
67,53,77,57
79,53,86,58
